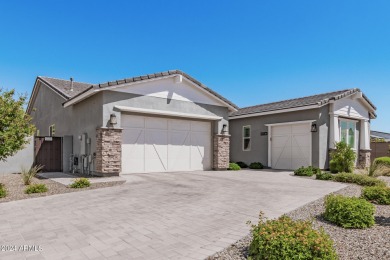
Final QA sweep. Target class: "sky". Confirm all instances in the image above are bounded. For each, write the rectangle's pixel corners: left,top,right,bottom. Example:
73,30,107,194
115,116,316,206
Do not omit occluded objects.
0,0,389,132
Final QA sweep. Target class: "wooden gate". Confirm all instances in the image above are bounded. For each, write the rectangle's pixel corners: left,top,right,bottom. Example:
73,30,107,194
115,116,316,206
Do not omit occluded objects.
34,137,62,172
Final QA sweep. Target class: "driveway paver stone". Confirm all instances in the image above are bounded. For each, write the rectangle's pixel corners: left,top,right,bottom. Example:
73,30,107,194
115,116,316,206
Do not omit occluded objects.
0,170,346,259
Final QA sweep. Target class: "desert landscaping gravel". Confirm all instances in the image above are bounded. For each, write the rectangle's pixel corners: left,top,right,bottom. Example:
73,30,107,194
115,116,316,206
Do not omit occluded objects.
0,173,125,203
211,176,390,260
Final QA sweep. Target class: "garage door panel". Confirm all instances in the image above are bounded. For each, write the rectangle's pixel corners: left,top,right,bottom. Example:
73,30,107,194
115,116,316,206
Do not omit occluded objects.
271,123,311,170
169,119,191,131
272,125,291,135
145,117,168,130
121,115,144,128
121,115,211,173
191,121,211,132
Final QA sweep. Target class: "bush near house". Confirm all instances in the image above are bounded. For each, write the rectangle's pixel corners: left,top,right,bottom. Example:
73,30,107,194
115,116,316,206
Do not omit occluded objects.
21,165,44,185
329,141,356,173
228,163,241,171
236,161,248,168
332,172,386,187
369,157,390,177
25,184,48,194
248,213,338,260
316,172,334,180
70,178,91,188
0,184,6,198
294,166,320,177
249,162,263,169
362,186,390,205
324,195,375,229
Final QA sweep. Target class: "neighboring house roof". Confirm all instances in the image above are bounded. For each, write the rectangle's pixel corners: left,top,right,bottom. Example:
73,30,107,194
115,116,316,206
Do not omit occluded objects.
32,70,238,110
230,88,376,118
38,76,93,99
371,130,390,141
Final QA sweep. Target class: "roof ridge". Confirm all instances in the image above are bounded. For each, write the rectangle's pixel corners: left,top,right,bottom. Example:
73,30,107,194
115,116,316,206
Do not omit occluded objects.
238,88,355,110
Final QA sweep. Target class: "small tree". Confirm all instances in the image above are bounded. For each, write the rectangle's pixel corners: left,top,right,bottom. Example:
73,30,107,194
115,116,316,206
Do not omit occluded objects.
330,141,356,173
0,89,35,161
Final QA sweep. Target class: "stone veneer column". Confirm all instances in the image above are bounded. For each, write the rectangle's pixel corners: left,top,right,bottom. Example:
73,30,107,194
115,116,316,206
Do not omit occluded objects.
95,127,122,176
213,134,230,170
358,150,371,169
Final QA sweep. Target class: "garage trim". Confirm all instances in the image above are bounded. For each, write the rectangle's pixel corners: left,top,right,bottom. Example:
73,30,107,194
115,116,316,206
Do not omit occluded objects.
265,120,315,168
114,105,222,121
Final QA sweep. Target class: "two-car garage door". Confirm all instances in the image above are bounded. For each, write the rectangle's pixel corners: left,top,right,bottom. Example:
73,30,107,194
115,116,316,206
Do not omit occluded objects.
121,115,212,173
271,122,311,170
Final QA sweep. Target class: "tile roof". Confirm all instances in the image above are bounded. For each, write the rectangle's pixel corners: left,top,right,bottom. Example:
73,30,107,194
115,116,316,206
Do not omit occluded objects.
230,88,376,117
38,76,93,99
371,130,390,141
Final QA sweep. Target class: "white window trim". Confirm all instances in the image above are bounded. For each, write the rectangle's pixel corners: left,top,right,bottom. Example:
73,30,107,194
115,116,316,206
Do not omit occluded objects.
49,124,55,137
339,119,357,150
242,125,251,151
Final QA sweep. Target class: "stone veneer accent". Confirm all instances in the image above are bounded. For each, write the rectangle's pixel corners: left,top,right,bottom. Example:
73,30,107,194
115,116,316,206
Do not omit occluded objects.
358,149,371,169
213,134,230,170
95,128,122,176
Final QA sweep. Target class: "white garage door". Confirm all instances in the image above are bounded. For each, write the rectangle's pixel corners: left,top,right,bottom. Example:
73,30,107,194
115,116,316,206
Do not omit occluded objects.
121,115,212,173
271,123,311,170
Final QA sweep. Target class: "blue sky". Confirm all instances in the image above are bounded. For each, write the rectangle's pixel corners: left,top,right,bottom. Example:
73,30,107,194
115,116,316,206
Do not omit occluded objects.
0,1,389,132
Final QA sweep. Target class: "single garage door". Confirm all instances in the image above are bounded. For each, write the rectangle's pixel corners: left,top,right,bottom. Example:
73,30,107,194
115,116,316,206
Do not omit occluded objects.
271,122,311,170
121,115,212,173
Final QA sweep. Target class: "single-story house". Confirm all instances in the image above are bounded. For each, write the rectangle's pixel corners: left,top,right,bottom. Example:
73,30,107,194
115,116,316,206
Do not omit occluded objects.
229,89,377,170
25,70,377,175
371,130,390,142
27,70,237,176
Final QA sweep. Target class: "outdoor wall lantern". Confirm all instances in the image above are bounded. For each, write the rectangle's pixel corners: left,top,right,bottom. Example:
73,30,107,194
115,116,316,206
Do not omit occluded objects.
222,124,228,134
110,113,118,125
311,123,317,132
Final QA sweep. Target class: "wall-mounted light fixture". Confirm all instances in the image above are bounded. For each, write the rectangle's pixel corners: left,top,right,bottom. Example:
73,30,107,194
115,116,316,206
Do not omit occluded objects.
311,123,317,132
110,113,117,126
221,124,228,135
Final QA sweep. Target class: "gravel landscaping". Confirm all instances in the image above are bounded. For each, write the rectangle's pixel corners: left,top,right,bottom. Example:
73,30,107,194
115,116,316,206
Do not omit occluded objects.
0,173,125,203
210,176,390,260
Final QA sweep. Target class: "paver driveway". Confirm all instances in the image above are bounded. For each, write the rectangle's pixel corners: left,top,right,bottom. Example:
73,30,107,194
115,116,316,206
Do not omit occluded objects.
0,170,346,260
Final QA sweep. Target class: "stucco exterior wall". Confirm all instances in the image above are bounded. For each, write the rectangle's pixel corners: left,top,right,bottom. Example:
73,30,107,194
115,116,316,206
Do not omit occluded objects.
30,82,73,136
229,107,330,169
0,137,34,174
102,91,230,135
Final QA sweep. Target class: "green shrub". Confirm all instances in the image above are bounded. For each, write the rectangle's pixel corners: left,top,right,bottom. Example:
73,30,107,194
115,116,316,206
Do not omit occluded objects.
248,213,337,260
249,162,263,169
70,178,91,188
329,160,338,173
25,184,48,194
332,172,386,187
362,186,390,205
21,165,44,185
0,184,6,198
228,163,241,171
294,166,320,177
330,142,356,173
316,172,334,180
236,161,248,168
324,195,375,229
369,157,390,177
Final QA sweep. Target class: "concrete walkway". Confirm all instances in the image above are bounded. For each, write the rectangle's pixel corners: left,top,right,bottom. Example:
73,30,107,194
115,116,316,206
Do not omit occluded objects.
38,172,126,186
0,170,346,260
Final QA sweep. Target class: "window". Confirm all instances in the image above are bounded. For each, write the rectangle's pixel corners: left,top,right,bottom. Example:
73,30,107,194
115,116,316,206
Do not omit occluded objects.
36,129,40,136
49,124,55,137
243,126,251,151
340,120,356,149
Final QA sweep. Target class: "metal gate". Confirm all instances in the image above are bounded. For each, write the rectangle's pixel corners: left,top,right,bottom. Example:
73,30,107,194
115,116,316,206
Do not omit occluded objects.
34,137,62,172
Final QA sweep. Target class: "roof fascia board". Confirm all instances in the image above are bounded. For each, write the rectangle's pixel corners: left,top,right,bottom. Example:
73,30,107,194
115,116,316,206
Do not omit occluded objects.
114,105,223,120
181,77,237,112
229,104,319,120
64,74,237,111
26,78,40,114
265,120,315,127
